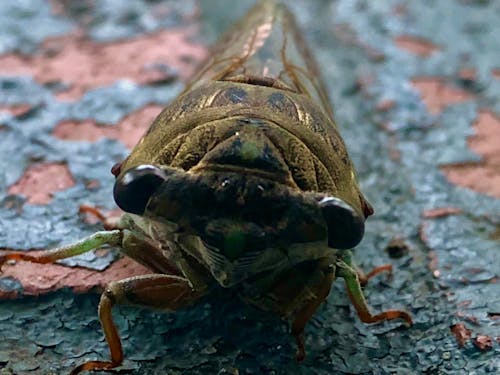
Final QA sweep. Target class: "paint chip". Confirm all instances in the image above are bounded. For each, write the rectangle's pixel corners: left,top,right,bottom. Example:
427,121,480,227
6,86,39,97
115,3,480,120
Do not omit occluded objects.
0,30,207,100
473,335,494,351
441,110,500,198
0,104,33,117
375,99,395,112
0,256,151,297
450,323,472,347
411,77,474,114
422,207,463,219
8,163,75,205
394,35,439,57
53,105,163,149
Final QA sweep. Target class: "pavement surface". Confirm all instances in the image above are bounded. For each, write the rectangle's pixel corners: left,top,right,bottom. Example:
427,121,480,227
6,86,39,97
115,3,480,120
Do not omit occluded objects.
0,0,499,374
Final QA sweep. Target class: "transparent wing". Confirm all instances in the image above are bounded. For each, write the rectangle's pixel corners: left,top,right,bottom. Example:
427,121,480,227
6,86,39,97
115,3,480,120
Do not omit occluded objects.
185,0,333,119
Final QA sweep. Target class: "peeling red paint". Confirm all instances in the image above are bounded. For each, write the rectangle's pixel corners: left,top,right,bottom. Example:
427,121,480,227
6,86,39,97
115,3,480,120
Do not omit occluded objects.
394,35,439,57
0,256,150,298
458,68,476,81
411,77,474,114
450,323,472,347
422,207,463,219
53,104,164,149
375,99,395,112
0,104,33,117
47,0,66,16
85,179,100,190
0,30,207,100
473,335,494,351
79,205,122,227
466,110,500,163
8,163,75,204
441,110,500,198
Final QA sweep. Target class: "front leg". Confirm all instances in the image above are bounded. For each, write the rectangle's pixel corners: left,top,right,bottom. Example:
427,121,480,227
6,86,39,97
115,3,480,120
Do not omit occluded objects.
0,230,123,266
246,258,336,362
291,262,335,362
0,229,201,374
339,251,393,287
336,258,412,326
0,228,179,276
70,274,206,375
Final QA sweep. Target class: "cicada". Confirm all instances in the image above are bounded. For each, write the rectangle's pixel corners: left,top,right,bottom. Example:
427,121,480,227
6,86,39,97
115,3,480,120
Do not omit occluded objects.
1,1,412,373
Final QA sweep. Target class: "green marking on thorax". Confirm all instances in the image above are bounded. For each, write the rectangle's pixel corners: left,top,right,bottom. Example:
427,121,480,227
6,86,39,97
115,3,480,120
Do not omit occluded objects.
240,141,261,162
223,228,247,261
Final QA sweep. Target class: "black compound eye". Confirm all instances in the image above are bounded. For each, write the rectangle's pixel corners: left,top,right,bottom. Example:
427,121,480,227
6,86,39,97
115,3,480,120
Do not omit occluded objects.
319,196,365,250
113,165,167,215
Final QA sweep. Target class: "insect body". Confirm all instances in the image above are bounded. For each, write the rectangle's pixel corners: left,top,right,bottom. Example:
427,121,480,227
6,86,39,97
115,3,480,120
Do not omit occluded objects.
0,1,412,373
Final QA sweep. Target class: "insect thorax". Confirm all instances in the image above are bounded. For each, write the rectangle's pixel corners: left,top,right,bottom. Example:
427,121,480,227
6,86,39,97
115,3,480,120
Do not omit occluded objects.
118,81,367,288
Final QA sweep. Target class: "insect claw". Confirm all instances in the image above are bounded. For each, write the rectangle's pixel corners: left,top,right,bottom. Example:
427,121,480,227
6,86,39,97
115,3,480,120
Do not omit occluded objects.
358,264,393,287
79,205,120,230
69,360,119,375
400,311,414,327
294,333,306,362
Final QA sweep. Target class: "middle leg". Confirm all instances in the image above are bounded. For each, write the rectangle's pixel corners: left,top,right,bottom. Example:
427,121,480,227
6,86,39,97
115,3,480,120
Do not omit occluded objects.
336,259,412,326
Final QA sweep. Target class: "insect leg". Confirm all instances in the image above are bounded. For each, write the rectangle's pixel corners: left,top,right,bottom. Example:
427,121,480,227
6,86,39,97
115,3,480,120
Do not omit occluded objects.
356,263,393,287
335,259,413,326
79,204,121,230
70,274,206,375
0,230,122,267
119,230,181,275
338,250,393,286
290,261,335,362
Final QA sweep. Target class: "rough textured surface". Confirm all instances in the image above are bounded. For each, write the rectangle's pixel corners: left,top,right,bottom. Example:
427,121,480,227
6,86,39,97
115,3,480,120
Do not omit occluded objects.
0,0,499,374
441,110,500,198
0,30,205,100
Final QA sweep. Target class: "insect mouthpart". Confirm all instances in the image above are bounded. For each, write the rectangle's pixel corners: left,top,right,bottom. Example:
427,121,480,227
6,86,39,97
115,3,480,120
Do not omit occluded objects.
198,235,267,287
